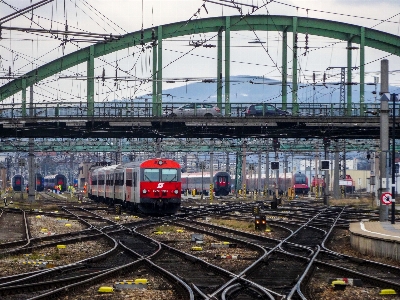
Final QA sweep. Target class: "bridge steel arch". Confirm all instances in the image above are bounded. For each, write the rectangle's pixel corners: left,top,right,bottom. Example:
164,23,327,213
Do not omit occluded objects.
1,15,400,116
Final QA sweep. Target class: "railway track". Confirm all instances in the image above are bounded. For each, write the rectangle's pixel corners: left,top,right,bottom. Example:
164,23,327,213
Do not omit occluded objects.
0,199,399,299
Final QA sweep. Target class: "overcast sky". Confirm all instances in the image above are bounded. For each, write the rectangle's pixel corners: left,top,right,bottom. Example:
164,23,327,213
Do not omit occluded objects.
0,0,399,104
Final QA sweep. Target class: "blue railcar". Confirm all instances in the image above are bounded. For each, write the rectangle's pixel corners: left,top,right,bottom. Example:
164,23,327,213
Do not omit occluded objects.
12,175,24,192
44,174,67,192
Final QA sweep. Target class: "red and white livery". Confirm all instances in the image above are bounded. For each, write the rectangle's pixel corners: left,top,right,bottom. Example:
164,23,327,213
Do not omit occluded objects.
88,158,181,214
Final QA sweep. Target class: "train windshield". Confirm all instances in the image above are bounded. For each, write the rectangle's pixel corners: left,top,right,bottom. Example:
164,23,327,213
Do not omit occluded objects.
294,174,306,184
162,169,179,182
143,169,160,182
143,168,180,182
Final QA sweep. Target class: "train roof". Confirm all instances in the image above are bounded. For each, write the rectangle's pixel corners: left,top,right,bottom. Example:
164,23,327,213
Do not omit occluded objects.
44,174,66,179
140,158,181,168
90,164,119,174
116,158,181,169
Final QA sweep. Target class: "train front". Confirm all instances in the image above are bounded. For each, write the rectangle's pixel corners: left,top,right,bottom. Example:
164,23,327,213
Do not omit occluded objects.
139,159,181,214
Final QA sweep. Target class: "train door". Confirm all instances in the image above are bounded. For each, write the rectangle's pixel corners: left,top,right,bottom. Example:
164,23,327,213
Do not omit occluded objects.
125,168,133,203
114,170,124,203
218,176,227,187
56,176,65,192
98,172,105,201
35,175,41,191
133,169,139,205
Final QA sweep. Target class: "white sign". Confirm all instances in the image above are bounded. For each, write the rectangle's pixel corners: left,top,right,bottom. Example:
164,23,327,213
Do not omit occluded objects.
339,180,353,186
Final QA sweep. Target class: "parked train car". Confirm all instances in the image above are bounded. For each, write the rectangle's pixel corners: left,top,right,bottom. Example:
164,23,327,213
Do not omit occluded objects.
88,158,181,215
181,170,309,196
44,174,68,192
12,175,24,192
34,173,44,192
213,171,231,196
289,172,309,195
181,172,215,194
241,172,309,195
311,176,326,190
341,174,355,193
89,164,119,203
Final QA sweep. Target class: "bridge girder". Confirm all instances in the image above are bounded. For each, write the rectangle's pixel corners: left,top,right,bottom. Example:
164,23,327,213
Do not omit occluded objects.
0,137,380,153
1,14,399,105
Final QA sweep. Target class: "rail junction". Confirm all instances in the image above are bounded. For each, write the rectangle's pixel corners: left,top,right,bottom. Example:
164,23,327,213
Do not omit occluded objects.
0,193,399,299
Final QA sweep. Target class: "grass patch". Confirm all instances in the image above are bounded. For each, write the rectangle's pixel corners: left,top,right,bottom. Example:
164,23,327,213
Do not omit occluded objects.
329,197,376,208
154,225,177,233
211,218,255,231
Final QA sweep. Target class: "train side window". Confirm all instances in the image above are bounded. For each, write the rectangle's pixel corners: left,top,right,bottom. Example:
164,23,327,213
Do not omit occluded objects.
126,172,132,187
133,172,137,187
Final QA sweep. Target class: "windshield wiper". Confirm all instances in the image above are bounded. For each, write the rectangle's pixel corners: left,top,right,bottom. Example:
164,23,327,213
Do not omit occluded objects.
168,175,177,182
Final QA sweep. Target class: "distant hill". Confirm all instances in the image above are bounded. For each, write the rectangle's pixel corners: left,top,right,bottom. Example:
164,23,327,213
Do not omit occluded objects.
158,75,391,105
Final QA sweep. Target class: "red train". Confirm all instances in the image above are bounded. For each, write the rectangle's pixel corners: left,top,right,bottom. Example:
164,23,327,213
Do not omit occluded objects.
311,174,356,194
272,172,309,195
88,158,182,215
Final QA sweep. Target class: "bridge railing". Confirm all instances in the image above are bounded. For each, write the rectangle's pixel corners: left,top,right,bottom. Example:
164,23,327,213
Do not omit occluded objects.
0,101,387,119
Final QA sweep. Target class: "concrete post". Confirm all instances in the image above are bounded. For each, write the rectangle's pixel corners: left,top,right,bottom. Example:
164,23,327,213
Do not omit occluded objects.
28,85,35,202
334,141,340,199
265,141,270,200
380,59,390,221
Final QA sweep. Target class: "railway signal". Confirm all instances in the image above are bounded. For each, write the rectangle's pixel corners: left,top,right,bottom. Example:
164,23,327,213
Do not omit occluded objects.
271,161,279,170
323,137,331,147
321,160,330,170
255,215,267,231
252,205,260,216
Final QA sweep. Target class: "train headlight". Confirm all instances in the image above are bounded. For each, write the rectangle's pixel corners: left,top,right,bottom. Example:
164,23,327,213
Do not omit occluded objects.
142,189,147,194
173,189,179,194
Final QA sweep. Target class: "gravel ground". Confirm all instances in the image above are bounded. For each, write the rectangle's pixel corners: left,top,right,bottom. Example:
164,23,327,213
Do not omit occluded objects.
28,214,88,237
141,225,260,273
59,266,181,300
2,209,400,299
0,238,111,277
90,209,143,224
308,228,400,300
0,210,179,300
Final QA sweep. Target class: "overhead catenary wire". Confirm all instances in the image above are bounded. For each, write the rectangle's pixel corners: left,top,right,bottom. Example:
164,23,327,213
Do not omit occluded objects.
0,0,400,106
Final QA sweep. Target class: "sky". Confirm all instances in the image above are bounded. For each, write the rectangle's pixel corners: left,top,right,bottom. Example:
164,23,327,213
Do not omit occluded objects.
0,0,400,104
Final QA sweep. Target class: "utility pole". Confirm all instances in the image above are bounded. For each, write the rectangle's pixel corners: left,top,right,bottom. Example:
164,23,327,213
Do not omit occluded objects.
380,59,390,221
28,85,35,202
391,93,398,224
265,140,270,201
